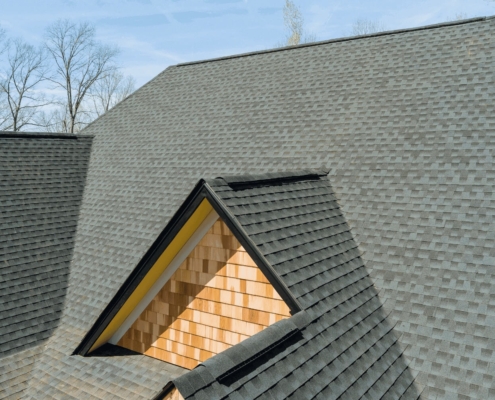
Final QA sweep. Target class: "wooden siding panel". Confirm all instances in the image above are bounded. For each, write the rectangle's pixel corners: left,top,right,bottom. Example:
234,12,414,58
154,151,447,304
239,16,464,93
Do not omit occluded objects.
163,387,184,400
118,219,291,369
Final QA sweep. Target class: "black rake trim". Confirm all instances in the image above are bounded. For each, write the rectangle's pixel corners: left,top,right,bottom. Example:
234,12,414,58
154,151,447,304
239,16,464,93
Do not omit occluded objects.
74,179,207,356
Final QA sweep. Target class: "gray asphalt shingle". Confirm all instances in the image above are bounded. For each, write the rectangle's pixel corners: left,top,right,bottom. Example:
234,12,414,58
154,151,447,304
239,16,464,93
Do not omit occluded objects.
0,132,92,398
2,16,494,399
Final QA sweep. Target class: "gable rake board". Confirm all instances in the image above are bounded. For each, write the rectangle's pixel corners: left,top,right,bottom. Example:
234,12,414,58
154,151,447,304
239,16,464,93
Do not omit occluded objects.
118,219,291,369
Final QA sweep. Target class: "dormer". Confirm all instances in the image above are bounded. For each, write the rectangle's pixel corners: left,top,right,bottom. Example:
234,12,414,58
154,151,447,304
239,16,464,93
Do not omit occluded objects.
74,172,324,368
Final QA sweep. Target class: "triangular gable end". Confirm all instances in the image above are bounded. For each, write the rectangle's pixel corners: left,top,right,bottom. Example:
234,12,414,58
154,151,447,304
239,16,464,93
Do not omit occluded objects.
117,217,291,369
76,180,301,366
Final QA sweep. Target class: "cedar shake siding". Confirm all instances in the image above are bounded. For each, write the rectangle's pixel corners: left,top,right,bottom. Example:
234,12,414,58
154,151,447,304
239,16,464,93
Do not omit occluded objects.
118,219,291,369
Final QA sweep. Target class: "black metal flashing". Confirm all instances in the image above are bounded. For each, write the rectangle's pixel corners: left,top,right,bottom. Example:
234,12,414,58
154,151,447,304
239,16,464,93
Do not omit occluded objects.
215,311,309,382
218,169,329,191
0,131,92,139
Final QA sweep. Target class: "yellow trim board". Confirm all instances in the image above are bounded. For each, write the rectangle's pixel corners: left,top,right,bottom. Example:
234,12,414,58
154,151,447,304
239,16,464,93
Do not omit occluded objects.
89,199,214,352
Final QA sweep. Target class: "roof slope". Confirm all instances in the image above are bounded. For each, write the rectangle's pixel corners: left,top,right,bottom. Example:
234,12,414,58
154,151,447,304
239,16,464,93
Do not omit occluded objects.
20,17,495,399
0,133,92,399
172,171,420,399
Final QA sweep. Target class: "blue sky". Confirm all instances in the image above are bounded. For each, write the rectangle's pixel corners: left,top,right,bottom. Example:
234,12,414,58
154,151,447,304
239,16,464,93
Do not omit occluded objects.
1,0,494,88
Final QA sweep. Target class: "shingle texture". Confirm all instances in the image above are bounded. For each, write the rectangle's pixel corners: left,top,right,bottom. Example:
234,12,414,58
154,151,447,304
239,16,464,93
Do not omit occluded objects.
0,345,44,400
0,133,92,398
10,17,495,399
172,172,420,399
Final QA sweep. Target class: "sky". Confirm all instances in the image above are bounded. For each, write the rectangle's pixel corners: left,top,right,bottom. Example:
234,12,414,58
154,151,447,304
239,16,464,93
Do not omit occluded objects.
1,0,494,89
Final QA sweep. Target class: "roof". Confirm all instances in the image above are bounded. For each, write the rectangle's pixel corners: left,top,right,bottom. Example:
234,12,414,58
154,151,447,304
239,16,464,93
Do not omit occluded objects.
169,171,419,399
0,132,92,399
75,170,419,399
3,16,495,399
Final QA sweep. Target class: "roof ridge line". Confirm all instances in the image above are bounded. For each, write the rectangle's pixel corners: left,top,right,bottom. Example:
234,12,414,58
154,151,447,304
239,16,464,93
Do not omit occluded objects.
0,132,93,139
175,16,491,68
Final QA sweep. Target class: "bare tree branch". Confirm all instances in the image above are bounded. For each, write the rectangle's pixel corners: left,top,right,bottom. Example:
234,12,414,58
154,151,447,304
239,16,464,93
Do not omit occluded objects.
0,38,48,131
284,0,303,46
0,25,10,127
351,19,386,36
89,70,135,117
447,13,468,21
45,19,119,133
278,0,317,48
0,26,6,55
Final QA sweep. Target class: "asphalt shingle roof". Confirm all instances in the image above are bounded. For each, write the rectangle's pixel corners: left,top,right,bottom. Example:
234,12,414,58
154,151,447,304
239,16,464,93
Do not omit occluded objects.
0,132,92,399
2,16,495,399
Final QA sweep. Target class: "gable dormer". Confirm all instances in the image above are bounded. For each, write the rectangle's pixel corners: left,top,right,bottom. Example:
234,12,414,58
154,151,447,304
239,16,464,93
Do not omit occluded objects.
74,175,309,368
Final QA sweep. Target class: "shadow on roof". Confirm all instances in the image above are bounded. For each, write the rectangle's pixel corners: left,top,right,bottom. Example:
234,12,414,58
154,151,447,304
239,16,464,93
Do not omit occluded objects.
0,133,93,359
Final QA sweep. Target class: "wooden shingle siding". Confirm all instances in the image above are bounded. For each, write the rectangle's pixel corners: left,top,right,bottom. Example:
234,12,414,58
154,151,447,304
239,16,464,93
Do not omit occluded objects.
163,387,184,400
118,219,291,369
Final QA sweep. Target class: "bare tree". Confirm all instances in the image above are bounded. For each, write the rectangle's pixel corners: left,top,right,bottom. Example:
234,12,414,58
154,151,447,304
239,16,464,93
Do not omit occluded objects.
0,39,48,131
0,26,9,127
0,98,9,130
280,0,317,47
37,106,69,133
448,13,468,21
284,0,303,45
45,19,119,133
351,19,386,36
38,104,92,133
0,26,6,54
89,70,135,117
